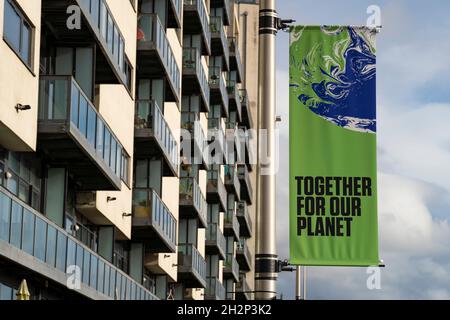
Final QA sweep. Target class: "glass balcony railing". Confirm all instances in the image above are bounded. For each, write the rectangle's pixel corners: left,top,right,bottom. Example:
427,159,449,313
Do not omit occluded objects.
207,118,226,159
207,167,227,211
137,14,181,101
132,189,177,251
206,223,226,258
184,0,211,53
38,75,126,189
237,201,252,237
225,209,240,241
135,100,179,175
227,80,242,119
206,277,226,300
237,164,253,203
239,89,253,129
178,243,207,286
210,16,229,62
236,239,251,271
179,177,208,227
224,164,241,200
236,274,251,300
78,0,127,82
183,48,211,110
181,113,207,167
209,66,229,114
0,188,158,300
228,36,243,81
168,0,182,28
224,253,239,282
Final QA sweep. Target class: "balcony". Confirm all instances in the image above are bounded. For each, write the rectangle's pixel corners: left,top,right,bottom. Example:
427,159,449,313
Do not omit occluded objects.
227,80,242,122
0,187,158,300
205,223,226,260
224,210,240,241
183,48,210,113
181,115,209,170
211,0,231,26
224,165,241,201
209,67,229,117
237,165,253,204
38,76,123,191
236,240,251,272
236,274,251,300
135,100,179,177
183,0,211,55
177,244,207,288
210,17,230,71
229,37,243,83
137,14,181,103
168,0,183,28
207,118,227,164
237,201,252,238
206,169,227,212
239,89,253,129
225,123,243,165
205,277,226,300
132,189,177,253
223,253,239,282
42,0,129,85
179,178,208,228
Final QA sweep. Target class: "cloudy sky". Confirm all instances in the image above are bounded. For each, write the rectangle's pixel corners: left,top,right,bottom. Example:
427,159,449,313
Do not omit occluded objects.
275,0,450,299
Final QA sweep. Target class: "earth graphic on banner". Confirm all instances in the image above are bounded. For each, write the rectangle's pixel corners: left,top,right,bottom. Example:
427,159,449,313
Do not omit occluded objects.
290,26,377,133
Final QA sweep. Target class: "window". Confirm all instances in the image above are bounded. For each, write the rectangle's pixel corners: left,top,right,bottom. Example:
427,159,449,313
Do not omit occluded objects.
1,153,42,211
3,0,33,68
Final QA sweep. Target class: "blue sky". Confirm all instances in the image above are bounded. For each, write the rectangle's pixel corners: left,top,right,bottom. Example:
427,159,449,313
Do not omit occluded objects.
275,0,450,299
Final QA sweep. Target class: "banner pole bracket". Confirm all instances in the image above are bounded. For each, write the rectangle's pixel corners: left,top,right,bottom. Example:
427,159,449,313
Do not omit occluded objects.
277,18,296,32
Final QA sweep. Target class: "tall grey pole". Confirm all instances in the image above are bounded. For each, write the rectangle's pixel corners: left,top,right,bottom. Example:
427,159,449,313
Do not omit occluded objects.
255,0,278,300
295,266,302,300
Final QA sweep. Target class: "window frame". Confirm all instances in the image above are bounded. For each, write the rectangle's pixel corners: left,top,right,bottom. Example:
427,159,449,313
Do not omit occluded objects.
2,0,35,73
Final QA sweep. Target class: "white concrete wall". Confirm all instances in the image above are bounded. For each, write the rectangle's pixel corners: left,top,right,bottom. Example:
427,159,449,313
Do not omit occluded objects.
0,0,41,151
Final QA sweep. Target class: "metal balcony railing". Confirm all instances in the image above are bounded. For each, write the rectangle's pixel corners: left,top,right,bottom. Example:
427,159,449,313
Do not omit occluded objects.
0,187,158,300
137,13,181,100
135,99,179,175
132,189,177,252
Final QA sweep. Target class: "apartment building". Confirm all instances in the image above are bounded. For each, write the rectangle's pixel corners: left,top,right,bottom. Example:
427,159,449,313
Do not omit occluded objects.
0,0,258,300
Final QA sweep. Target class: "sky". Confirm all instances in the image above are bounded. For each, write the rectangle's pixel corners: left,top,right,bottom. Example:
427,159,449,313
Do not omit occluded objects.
274,0,450,299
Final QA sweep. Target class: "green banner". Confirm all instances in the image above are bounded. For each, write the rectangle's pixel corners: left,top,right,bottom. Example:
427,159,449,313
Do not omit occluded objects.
289,26,379,266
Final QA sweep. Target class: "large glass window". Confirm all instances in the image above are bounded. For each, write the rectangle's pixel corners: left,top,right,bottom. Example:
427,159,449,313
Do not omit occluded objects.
3,0,33,67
